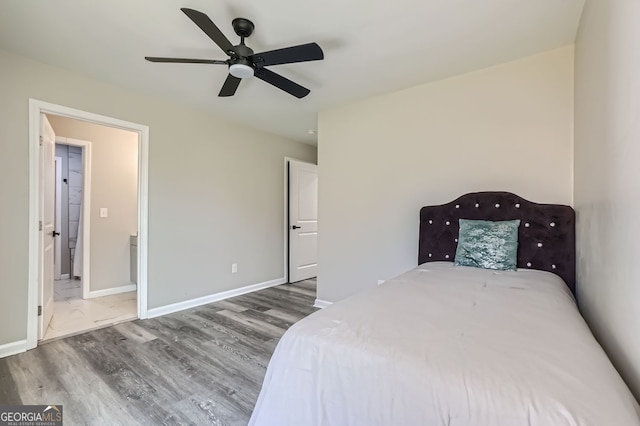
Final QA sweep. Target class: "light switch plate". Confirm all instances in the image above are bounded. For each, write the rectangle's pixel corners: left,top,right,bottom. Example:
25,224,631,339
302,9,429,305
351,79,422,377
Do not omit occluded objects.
100,208,108,218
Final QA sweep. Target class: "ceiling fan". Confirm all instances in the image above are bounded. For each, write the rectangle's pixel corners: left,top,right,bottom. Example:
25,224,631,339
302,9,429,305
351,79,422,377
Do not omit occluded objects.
145,8,324,98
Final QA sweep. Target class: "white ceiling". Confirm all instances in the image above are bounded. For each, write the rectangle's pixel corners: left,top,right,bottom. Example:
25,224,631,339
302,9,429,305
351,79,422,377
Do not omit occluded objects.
0,0,585,145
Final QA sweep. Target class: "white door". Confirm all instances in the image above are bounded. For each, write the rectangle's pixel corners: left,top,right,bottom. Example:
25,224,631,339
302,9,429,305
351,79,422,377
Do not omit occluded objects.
54,157,62,280
289,160,318,282
39,114,56,340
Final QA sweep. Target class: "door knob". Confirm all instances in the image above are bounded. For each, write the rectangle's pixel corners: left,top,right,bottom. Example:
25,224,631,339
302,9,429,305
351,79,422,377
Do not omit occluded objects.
291,225,301,230
52,230,60,237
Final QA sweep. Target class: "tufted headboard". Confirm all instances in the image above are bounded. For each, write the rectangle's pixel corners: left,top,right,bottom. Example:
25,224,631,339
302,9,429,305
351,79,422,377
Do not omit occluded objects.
418,192,576,294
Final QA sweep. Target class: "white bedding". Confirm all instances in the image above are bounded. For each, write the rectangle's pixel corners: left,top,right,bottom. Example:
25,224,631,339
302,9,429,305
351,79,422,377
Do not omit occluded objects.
249,262,640,426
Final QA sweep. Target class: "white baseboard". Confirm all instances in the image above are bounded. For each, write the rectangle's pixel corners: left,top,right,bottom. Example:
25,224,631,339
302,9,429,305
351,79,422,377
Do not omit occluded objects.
314,299,333,309
89,283,137,298
0,340,27,358
147,277,286,319
60,273,70,280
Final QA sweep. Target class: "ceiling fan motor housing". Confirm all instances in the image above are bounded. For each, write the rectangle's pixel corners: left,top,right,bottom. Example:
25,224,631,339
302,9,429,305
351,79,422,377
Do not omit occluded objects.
234,43,254,57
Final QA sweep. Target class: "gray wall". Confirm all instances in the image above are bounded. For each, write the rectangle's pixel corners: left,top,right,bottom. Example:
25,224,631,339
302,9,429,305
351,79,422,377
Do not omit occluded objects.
0,47,316,346
317,46,574,303
574,0,640,399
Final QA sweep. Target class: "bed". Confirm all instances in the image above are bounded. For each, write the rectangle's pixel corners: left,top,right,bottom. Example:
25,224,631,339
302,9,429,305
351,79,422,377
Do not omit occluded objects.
249,192,640,425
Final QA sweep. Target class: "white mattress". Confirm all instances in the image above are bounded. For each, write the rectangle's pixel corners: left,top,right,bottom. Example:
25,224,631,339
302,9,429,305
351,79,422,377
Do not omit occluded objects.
249,262,640,426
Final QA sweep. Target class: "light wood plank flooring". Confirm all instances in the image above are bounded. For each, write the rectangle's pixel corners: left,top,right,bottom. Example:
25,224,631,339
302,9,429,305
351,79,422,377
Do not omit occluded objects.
0,279,317,425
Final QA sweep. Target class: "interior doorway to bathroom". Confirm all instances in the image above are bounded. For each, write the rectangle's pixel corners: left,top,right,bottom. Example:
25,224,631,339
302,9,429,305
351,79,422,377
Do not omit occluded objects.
42,114,140,341
25,99,149,350
26,99,149,350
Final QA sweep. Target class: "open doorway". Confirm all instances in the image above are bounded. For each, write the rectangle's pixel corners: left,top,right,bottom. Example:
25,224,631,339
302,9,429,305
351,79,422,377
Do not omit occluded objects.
42,116,139,341
27,100,149,349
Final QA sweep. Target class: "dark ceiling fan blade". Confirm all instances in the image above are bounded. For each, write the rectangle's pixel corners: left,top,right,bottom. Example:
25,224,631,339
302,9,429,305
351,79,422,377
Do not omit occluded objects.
181,8,238,57
249,42,324,67
254,68,310,98
219,74,242,97
145,57,227,65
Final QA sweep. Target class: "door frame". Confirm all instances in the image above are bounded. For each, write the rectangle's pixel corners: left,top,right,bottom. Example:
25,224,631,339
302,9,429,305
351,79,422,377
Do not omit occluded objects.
55,136,92,299
283,157,317,283
27,99,150,349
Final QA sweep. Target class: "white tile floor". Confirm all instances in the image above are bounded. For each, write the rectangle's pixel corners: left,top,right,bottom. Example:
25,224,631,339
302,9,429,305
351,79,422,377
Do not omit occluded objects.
43,278,137,341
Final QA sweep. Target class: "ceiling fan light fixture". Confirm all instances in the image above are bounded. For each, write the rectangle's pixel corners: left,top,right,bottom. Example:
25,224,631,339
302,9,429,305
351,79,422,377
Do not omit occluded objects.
229,63,254,78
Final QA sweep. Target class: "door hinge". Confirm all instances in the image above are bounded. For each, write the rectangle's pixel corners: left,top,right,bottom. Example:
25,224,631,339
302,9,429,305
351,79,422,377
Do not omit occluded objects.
39,221,43,231
39,135,43,146
38,305,42,316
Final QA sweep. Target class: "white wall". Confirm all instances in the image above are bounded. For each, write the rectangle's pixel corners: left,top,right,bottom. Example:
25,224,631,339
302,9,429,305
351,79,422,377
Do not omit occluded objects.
317,46,574,303
0,48,316,346
574,0,640,399
47,115,138,292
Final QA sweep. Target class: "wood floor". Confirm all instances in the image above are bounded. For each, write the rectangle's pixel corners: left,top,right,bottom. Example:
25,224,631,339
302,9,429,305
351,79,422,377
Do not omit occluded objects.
0,279,317,425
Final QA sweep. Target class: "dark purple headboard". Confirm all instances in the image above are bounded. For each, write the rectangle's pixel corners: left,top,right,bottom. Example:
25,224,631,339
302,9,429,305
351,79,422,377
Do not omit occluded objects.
418,192,576,294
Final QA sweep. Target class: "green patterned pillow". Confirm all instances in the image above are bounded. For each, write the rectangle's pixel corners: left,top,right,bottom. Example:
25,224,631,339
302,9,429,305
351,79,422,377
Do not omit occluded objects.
454,219,521,271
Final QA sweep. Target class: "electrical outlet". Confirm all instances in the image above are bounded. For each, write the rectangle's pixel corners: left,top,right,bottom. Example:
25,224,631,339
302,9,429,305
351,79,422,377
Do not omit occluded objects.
232,263,238,274
99,208,108,218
